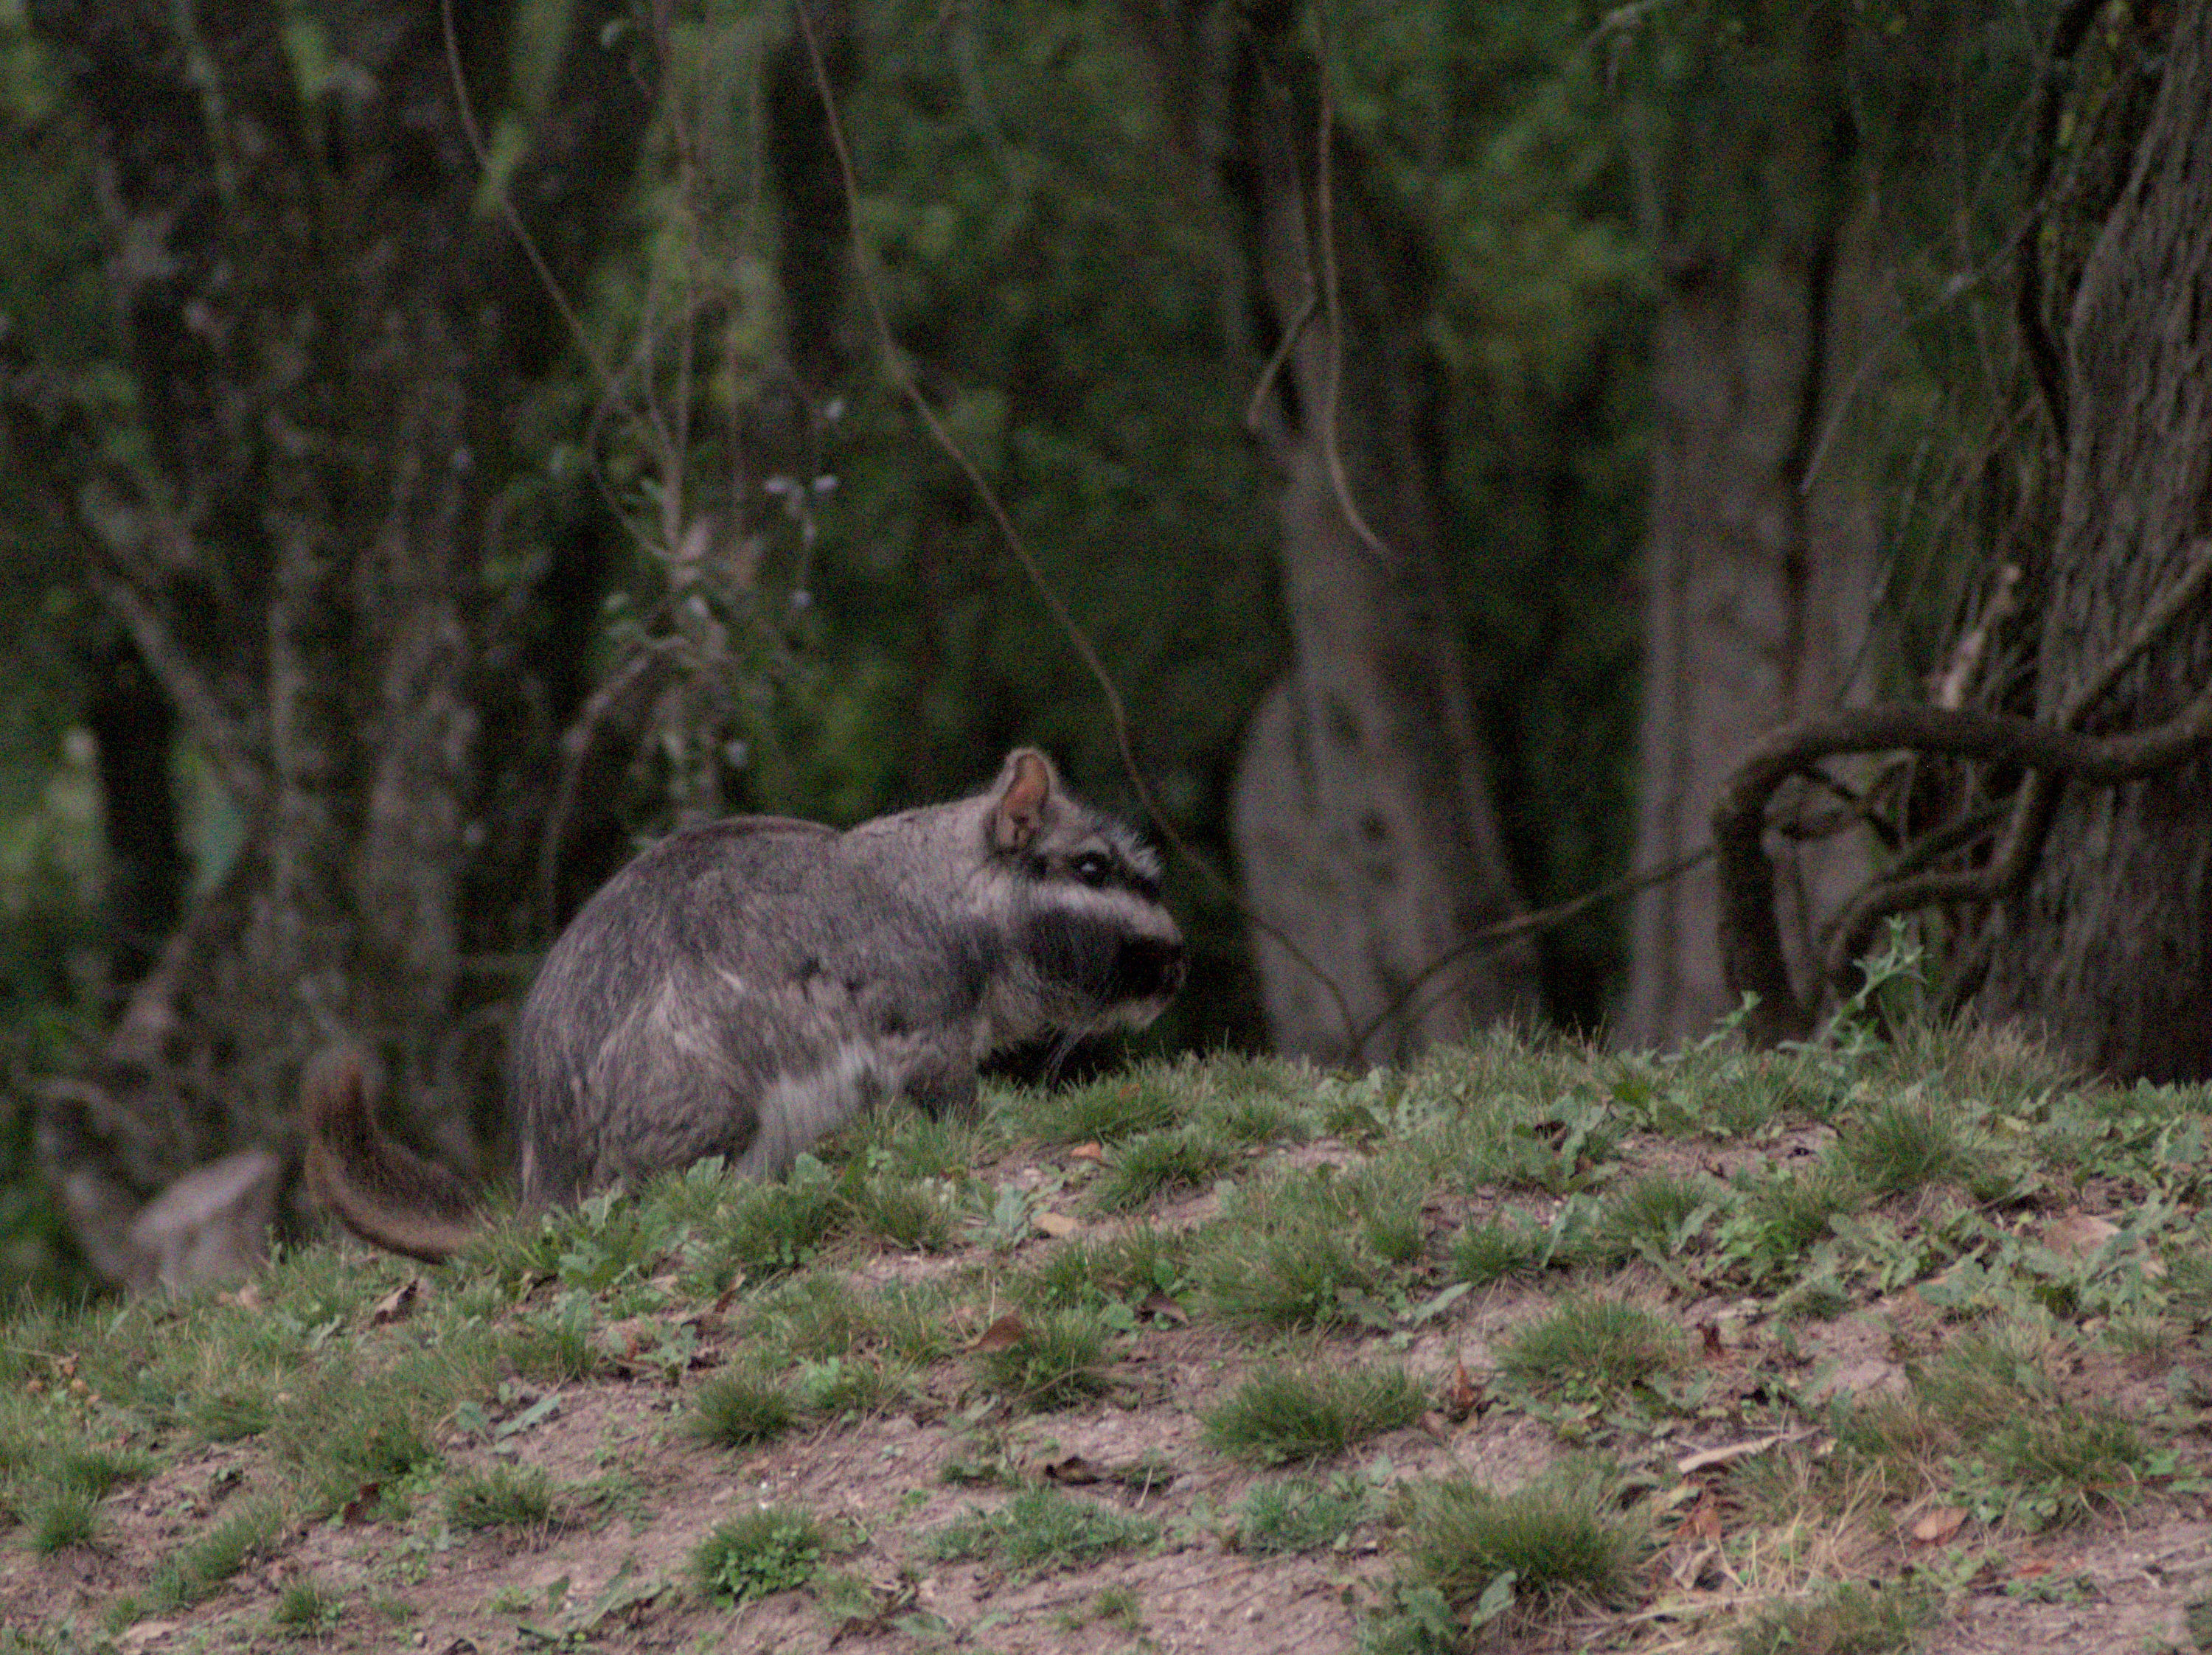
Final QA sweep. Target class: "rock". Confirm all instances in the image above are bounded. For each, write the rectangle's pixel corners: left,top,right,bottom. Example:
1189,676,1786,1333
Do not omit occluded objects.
124,1149,282,1295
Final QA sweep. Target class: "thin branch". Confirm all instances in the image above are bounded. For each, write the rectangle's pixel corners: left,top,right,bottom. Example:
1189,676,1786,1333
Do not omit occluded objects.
437,0,616,405
1346,846,1715,1056
1719,540,2212,1045
1311,77,1400,576
84,564,266,813
1242,291,1315,438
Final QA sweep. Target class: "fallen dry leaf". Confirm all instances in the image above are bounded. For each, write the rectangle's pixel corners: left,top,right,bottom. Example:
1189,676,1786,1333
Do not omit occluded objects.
1068,1143,1105,1163
1441,1358,1484,1421
370,1277,425,1325
1674,1429,1813,1477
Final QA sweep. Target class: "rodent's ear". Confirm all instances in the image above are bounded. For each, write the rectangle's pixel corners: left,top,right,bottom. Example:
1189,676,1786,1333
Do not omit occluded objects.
990,748,1057,851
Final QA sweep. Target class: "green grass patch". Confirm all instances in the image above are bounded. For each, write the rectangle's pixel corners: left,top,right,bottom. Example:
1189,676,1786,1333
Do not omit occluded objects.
1091,1127,1239,1213
844,1173,959,1251
1237,1475,1369,1553
689,1370,799,1448
1450,1213,1551,1285
921,1487,1160,1574
681,1160,843,1289
1399,1459,1648,1627
507,1292,610,1383
1015,1066,1190,1145
973,1309,1113,1410
744,1272,872,1361
793,1354,900,1418
690,1506,829,1606
1018,1225,1190,1314
1197,1167,1413,1328
24,1484,100,1554
1838,1096,1980,1194
1202,1363,1425,1463
271,1575,344,1637
1592,1171,1718,1262
1498,1296,1690,1398
149,1500,286,1609
272,1349,468,1513
447,1463,554,1530
1738,1163,1866,1262
1729,1579,1930,1654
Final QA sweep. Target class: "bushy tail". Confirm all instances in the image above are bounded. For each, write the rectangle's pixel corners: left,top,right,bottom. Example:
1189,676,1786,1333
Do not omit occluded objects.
303,1046,484,1264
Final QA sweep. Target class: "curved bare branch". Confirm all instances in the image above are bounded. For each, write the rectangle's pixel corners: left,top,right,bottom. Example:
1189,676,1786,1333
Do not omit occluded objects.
1717,547,2212,1046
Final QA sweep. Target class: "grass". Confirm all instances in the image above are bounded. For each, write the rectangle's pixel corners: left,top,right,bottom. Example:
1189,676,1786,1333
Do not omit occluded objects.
1740,1163,1866,1260
971,1309,1113,1410
684,1166,843,1287
1729,1580,1930,1654
921,1487,1161,1574
271,1576,344,1637
1197,1167,1412,1328
150,1501,287,1610
1016,1067,1189,1145
690,1506,830,1605
1238,1475,1369,1553
1018,1225,1191,1312
24,1485,100,1553
1837,1095,1981,1194
4,1028,2202,1654
1091,1127,1239,1212
1593,1171,1717,1261
1202,1363,1426,1463
844,1173,959,1251
272,1358,453,1513
689,1370,799,1447
1497,1296,1691,1398
1451,1213,1551,1285
446,1463,554,1530
1399,1459,1649,1624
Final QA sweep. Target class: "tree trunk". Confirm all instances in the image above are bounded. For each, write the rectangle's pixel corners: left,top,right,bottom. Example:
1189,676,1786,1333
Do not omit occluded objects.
1130,3,1537,1066
14,1,650,1286
1620,2,1882,1049
1979,0,2212,1080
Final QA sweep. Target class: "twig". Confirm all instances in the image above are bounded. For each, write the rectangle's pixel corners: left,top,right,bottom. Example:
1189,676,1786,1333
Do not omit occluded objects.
1311,75,1399,576
1346,846,1715,1056
438,0,616,404
1818,537,2212,998
1242,291,1315,438
1718,540,2212,1045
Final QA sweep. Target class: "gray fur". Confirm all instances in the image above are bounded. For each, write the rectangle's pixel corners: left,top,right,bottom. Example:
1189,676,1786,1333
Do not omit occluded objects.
310,749,1183,1257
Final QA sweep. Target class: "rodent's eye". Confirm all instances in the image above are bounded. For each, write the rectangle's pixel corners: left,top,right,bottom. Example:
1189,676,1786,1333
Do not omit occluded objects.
1071,852,1113,888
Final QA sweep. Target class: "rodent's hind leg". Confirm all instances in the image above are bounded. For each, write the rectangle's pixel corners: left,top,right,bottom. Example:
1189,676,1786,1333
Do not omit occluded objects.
901,1042,981,1121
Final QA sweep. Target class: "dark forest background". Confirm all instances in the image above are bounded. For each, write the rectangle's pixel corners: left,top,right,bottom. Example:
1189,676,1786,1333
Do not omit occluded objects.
0,0,2207,1295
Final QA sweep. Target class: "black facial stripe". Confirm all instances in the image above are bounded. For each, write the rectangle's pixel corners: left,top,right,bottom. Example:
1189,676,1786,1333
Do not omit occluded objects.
1022,910,1186,1008
1021,847,1161,903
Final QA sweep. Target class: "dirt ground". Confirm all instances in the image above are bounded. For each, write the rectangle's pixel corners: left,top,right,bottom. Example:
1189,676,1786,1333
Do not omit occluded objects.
6,1122,2212,1655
